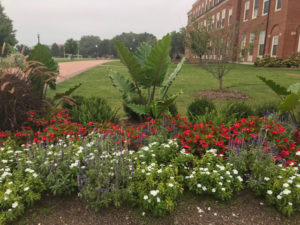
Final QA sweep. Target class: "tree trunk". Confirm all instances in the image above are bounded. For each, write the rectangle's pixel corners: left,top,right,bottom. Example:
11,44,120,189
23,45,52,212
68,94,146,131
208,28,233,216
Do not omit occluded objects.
219,78,223,90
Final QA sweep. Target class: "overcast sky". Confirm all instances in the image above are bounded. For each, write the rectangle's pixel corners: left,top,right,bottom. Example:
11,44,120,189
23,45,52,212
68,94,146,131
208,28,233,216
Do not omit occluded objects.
1,0,195,47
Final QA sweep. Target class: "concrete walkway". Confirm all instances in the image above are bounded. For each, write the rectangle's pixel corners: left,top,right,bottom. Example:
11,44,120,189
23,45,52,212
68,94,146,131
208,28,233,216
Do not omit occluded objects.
57,60,114,83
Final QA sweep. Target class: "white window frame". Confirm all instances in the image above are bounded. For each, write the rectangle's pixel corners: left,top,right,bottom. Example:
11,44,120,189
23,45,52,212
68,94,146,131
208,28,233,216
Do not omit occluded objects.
212,15,215,28
252,0,259,19
241,35,247,58
275,0,282,12
258,31,266,56
262,0,270,16
221,9,226,28
244,1,250,21
216,12,220,28
228,8,233,25
248,33,256,61
271,35,279,56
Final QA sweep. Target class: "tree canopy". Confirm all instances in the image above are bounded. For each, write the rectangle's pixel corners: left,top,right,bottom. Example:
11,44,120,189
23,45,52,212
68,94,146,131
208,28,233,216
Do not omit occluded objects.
64,39,78,55
79,35,101,58
0,3,17,54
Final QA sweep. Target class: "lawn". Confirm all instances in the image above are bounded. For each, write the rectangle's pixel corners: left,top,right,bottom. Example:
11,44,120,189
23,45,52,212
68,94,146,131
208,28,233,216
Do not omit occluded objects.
48,61,300,116
54,57,100,63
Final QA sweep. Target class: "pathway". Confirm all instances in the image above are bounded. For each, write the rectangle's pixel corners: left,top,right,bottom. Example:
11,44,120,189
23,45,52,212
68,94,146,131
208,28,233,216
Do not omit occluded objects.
57,59,114,83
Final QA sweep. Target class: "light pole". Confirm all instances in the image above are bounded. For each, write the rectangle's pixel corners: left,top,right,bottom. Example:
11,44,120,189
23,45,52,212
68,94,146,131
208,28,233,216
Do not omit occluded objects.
95,44,98,59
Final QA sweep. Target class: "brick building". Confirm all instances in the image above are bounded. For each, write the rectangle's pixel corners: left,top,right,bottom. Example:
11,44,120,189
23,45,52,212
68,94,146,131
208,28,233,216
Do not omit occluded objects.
186,0,300,63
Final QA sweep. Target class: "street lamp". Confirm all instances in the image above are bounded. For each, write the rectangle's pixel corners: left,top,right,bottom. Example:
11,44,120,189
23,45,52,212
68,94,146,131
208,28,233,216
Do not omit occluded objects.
95,44,98,59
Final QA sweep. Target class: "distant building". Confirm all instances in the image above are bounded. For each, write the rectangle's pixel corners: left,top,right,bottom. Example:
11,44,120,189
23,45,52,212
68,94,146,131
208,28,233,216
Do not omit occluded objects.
186,0,300,63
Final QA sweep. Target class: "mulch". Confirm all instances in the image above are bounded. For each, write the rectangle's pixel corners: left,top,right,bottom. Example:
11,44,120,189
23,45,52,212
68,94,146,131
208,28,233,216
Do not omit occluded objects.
14,191,300,225
195,89,249,100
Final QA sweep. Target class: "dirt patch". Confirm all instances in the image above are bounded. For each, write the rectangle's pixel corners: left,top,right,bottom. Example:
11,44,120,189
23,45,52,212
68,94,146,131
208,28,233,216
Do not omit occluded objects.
14,191,299,225
195,89,249,100
286,73,300,78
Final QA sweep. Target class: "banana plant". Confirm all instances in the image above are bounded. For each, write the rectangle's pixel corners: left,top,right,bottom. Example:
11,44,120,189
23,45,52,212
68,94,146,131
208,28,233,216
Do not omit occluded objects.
258,76,300,126
110,34,185,119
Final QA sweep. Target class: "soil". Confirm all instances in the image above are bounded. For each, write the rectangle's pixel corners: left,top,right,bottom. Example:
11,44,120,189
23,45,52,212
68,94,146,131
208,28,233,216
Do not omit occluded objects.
57,60,115,83
14,191,300,225
195,89,249,100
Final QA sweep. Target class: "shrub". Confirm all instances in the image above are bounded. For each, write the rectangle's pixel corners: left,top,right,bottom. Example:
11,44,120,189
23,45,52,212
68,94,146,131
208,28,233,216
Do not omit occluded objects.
222,101,253,120
283,54,300,68
255,102,279,117
187,98,216,123
27,43,58,98
64,96,119,124
255,54,300,68
192,109,236,126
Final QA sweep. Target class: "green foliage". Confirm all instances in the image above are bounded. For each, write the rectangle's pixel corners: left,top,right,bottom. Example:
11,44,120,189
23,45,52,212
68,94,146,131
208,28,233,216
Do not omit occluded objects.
0,3,17,56
222,101,254,120
64,38,78,55
27,43,58,98
255,101,279,117
110,34,185,120
255,55,300,68
50,43,62,57
170,28,185,59
64,96,119,124
187,98,216,123
192,109,237,126
258,76,300,125
79,35,101,58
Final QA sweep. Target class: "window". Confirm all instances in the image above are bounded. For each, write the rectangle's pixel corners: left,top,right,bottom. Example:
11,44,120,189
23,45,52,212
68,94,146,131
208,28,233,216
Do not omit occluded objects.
252,0,259,19
244,1,250,21
263,0,270,15
209,0,212,8
298,35,300,53
221,9,226,27
212,15,215,29
249,33,256,56
228,8,233,25
258,31,266,56
271,35,279,56
276,0,282,11
216,12,220,28
241,35,247,57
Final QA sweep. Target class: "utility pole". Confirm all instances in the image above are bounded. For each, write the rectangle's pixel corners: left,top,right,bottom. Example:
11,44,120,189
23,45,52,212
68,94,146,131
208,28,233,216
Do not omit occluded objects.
37,33,40,44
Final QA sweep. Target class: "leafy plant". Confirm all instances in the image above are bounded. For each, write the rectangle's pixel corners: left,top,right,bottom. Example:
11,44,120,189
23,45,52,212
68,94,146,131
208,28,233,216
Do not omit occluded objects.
258,76,300,126
110,35,185,120
222,101,254,120
187,98,215,123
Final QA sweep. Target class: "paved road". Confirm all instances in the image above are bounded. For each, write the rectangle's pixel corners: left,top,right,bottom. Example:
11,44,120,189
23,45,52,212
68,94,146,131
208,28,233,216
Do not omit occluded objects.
57,60,114,83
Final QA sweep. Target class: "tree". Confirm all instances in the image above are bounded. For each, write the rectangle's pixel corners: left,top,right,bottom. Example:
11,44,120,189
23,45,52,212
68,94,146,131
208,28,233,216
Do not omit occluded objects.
50,43,61,57
16,44,30,56
170,28,185,60
79,35,101,58
64,39,78,56
27,43,58,98
98,39,114,57
113,32,157,53
0,3,17,55
186,21,240,90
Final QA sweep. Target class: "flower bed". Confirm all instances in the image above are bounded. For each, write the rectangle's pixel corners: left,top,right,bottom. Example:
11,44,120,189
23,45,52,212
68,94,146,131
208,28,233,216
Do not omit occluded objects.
0,109,299,223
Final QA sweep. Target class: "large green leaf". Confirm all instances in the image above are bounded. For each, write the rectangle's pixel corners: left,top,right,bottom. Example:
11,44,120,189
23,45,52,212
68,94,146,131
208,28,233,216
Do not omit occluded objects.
144,34,171,87
257,76,290,96
135,42,152,67
279,93,300,112
114,41,147,85
109,71,136,102
53,83,82,101
160,57,185,98
127,103,150,115
288,83,300,94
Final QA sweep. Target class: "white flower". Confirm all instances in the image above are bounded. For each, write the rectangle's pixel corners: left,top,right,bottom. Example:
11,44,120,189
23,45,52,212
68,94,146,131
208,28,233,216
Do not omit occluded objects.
218,182,223,186
237,176,243,182
197,184,202,188
142,212,146,216
277,195,282,200
264,177,270,181
221,188,226,191
157,197,161,203
168,183,174,187
24,187,30,192
157,169,162,174
1,160,8,163
296,151,300,156
5,189,12,195
296,184,300,188
232,169,239,174
283,183,289,188
143,195,148,200
267,190,273,195
150,190,159,196
202,186,207,191
288,202,293,206
170,176,174,179
33,173,38,178
12,202,18,208
211,188,216,193
282,189,291,195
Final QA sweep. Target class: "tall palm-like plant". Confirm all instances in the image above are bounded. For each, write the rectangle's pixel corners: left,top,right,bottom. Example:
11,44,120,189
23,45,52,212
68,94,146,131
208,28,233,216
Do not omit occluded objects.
110,34,185,119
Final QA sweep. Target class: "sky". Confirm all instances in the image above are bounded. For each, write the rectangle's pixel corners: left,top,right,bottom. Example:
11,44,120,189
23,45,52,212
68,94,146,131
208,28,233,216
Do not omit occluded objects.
1,0,195,47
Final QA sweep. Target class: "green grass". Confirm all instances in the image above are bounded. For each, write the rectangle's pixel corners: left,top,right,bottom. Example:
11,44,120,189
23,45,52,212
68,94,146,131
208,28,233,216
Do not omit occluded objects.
48,61,300,116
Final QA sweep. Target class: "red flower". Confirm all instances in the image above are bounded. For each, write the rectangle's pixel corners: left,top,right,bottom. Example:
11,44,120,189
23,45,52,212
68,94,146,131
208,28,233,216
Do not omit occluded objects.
280,150,290,158
87,122,93,126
